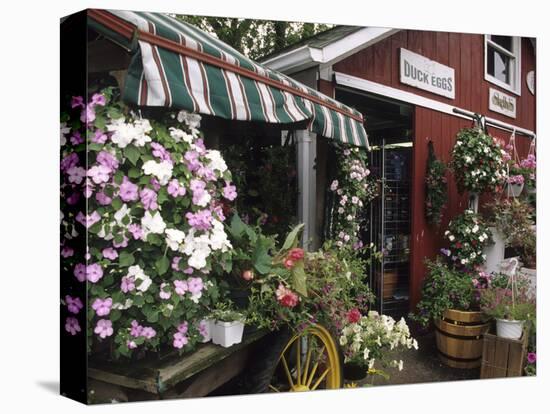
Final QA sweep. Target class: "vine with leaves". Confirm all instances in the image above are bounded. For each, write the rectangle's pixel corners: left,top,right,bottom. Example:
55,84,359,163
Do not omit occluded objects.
425,141,448,226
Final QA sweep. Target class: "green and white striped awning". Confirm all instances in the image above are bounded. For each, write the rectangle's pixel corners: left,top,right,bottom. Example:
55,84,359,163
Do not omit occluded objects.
88,9,369,148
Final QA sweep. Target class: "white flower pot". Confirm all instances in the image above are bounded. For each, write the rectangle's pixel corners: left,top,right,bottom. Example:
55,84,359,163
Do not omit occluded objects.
483,227,505,273
496,318,524,340
212,320,244,348
199,319,213,343
506,182,524,198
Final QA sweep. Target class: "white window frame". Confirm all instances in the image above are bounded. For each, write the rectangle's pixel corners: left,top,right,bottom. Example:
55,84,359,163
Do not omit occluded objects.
484,35,522,96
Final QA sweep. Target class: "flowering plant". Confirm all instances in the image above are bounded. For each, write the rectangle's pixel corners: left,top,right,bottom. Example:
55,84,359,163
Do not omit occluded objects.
327,144,378,249
502,141,536,190
480,272,535,322
450,128,507,194
60,88,237,358
444,209,491,269
425,141,447,225
339,311,418,372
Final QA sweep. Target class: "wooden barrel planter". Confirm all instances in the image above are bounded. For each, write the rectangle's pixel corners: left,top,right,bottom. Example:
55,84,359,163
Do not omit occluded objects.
434,309,489,369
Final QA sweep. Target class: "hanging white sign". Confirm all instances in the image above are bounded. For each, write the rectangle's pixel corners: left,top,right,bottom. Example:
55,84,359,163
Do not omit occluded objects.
399,48,455,99
489,88,516,118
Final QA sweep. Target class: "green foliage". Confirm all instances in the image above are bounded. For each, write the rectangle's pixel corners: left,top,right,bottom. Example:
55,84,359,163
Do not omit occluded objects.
480,272,536,321
425,141,447,225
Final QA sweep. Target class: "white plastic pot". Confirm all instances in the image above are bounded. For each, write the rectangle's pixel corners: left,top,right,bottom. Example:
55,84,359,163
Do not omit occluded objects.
199,319,213,343
483,227,506,274
212,320,245,348
506,182,524,198
496,318,524,340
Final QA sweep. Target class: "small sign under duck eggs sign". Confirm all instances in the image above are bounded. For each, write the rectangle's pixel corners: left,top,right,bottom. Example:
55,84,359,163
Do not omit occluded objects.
489,88,516,118
399,48,455,99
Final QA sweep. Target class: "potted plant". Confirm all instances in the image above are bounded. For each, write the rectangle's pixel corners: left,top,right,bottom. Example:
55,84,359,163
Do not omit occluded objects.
210,305,247,348
480,271,535,340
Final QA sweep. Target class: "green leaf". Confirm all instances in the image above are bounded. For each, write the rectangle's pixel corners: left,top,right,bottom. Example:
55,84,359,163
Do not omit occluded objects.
119,251,135,267
291,261,308,297
156,256,170,276
157,188,168,205
128,167,141,178
110,310,121,322
281,223,305,251
252,238,272,275
94,115,106,130
228,214,247,239
124,146,141,166
88,143,104,152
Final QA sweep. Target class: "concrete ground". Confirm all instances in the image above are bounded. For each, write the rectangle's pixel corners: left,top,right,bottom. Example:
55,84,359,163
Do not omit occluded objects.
348,330,480,387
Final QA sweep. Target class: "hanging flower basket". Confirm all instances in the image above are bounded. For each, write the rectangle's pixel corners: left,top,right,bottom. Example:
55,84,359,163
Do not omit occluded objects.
496,319,524,340
506,182,524,198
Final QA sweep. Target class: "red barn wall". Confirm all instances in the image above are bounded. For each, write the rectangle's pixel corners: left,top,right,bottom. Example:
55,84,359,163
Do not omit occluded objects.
331,30,536,309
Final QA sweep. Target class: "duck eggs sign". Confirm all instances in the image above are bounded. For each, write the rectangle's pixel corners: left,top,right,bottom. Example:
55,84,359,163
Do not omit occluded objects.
400,48,455,99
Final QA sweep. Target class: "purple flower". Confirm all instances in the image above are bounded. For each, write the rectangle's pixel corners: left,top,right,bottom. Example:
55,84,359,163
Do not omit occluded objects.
65,317,81,335
187,277,204,295
87,165,111,184
174,280,189,296
118,177,139,202
194,139,206,153
178,322,189,335
71,96,84,108
184,267,194,274
66,166,86,184
60,153,79,172
130,320,143,337
81,104,96,124
141,327,156,339
95,191,112,206
91,93,106,107
94,319,113,339
91,130,108,144
186,209,213,231
65,295,83,314
92,298,112,317
128,224,144,240
96,151,119,172
113,236,128,249
74,263,86,282
151,142,173,163
222,182,237,201
527,352,537,364
184,151,202,172
121,276,135,293
172,257,182,271
127,340,137,349
199,320,210,339
66,192,80,205
167,179,186,197
70,131,84,145
159,283,172,300
102,247,118,260
86,263,104,283
149,178,161,191
140,188,158,210
197,165,216,181
61,246,74,258
440,248,451,257
75,211,101,229
173,332,188,349
212,204,226,222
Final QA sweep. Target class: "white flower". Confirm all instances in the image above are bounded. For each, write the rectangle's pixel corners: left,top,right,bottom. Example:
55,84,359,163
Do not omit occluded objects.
128,265,152,292
472,224,479,234
398,360,404,371
107,118,134,148
60,122,71,146
209,220,232,252
347,215,353,221
177,110,201,129
141,211,166,237
339,335,348,346
363,347,370,360
449,235,455,242
205,150,228,174
169,127,193,144
338,207,344,214
465,156,472,164
112,299,133,310
330,180,339,191
132,119,153,147
193,191,211,207
114,204,131,227
165,228,186,251
142,160,173,185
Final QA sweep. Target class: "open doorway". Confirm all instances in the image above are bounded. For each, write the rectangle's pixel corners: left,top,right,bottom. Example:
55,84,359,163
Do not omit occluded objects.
335,88,414,318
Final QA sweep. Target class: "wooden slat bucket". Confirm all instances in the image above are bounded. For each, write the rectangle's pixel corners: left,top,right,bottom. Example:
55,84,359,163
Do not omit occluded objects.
434,309,490,369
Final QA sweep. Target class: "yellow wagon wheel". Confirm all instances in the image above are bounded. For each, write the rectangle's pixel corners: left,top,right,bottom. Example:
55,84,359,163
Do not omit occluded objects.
269,324,342,392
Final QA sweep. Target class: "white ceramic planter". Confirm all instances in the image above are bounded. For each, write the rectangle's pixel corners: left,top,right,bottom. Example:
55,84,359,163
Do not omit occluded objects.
199,319,213,343
496,318,524,340
506,182,524,198
212,320,244,348
483,227,506,274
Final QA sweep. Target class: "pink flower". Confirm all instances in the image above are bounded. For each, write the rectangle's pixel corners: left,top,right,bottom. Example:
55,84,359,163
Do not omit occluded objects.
118,177,139,202
174,280,189,295
84,178,94,198
149,178,161,191
187,277,204,295
121,276,135,293
94,319,113,339
140,188,158,210
91,93,106,107
92,298,112,317
95,191,112,206
186,209,213,231
81,104,96,124
172,256,182,272
151,142,173,163
527,352,537,364
128,224,144,240
65,295,83,314
283,258,295,269
173,332,188,349
60,152,79,172
73,263,86,282
61,246,74,258
65,317,81,335
222,182,237,201
71,96,84,108
288,247,304,261
91,130,108,144
87,165,111,184
167,179,186,197
70,132,84,145
102,247,118,260
67,166,86,184
159,283,172,299
96,151,119,172
177,321,189,334
199,320,210,339
141,327,156,339
113,236,128,249
347,308,361,323
127,340,137,349
86,263,104,283
130,320,143,337
275,284,299,308
75,211,101,229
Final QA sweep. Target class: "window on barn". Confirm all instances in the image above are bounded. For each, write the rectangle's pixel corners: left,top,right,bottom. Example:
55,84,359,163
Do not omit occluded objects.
485,35,521,95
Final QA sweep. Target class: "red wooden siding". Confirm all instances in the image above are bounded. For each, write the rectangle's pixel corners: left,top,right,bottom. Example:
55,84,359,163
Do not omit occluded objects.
332,30,536,310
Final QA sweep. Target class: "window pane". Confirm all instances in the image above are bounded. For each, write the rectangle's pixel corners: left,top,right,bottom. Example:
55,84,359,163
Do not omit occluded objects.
487,45,511,84
489,35,513,52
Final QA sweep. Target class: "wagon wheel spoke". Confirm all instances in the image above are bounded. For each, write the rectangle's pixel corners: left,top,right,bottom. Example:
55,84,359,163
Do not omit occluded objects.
311,367,331,390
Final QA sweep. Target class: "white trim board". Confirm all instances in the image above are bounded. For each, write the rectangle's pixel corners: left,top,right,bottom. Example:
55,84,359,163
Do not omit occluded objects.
334,72,535,138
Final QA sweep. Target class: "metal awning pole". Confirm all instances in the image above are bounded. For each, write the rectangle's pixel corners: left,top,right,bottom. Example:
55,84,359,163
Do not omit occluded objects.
452,108,536,139
295,130,317,251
